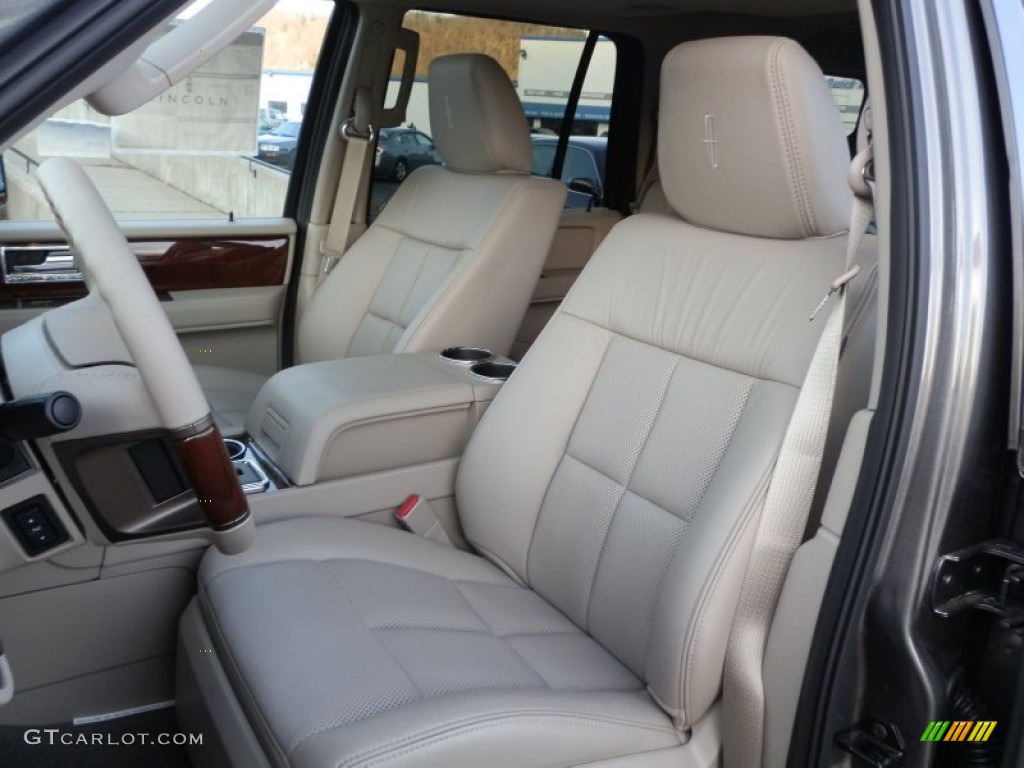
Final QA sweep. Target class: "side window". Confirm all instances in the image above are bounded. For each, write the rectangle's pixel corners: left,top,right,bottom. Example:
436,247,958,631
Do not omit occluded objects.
562,145,602,207
370,13,617,218
531,145,556,177
826,76,867,137
1,0,333,223
564,147,598,185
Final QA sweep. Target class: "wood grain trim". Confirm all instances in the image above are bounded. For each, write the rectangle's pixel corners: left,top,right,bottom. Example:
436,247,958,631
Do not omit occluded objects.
0,235,288,301
173,424,250,530
138,237,288,292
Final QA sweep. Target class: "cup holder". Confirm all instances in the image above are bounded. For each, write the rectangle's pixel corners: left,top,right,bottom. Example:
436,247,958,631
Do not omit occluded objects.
223,439,246,461
469,361,518,382
439,347,493,364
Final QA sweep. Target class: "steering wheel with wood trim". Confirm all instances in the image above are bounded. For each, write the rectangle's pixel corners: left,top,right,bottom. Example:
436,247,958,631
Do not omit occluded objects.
36,158,253,554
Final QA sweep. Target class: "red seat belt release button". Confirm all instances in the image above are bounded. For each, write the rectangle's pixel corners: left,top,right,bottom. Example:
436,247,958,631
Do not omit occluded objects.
396,494,420,522
395,494,451,545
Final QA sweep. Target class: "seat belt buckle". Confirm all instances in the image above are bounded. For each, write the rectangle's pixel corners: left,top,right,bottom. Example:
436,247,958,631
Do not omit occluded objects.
395,494,452,545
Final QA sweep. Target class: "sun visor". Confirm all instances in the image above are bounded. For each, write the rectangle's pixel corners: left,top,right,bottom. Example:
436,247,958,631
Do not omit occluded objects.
86,0,277,116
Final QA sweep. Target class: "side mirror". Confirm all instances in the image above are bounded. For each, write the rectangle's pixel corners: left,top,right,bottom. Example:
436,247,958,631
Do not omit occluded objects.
567,177,601,211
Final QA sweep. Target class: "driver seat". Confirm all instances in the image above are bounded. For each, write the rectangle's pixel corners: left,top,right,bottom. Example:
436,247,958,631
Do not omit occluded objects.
178,36,852,767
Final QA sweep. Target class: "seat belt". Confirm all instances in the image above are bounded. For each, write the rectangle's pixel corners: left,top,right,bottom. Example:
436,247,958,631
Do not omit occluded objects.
317,86,374,287
721,142,875,768
629,123,659,214
630,159,659,215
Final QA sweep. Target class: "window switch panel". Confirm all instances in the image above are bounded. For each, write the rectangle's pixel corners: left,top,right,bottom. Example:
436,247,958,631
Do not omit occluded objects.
3,495,68,556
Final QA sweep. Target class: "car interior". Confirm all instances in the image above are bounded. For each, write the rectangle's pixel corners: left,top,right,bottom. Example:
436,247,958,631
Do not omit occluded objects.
0,0,928,765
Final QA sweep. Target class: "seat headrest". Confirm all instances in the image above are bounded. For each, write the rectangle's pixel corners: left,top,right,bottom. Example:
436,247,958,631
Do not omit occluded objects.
428,54,531,175
659,37,852,239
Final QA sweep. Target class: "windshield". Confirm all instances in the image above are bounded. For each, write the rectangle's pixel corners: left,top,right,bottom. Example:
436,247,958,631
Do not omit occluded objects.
271,122,301,137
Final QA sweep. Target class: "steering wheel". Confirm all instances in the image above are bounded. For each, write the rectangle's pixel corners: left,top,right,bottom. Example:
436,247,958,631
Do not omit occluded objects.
36,158,253,555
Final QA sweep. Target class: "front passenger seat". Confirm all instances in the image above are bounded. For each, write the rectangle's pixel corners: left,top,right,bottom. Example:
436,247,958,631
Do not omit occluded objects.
179,36,852,767
197,54,567,433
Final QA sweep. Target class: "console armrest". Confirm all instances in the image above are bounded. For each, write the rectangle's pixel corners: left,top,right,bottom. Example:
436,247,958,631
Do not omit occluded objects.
246,353,503,486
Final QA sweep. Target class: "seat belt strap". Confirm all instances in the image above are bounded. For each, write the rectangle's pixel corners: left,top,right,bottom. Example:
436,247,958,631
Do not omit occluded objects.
721,143,874,768
629,130,659,214
318,86,373,286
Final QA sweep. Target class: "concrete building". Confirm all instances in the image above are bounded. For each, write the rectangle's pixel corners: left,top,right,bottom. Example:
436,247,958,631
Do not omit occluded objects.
517,36,615,136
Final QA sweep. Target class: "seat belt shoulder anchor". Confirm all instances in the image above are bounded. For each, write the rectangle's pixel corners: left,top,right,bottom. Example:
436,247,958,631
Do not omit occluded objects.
341,118,374,143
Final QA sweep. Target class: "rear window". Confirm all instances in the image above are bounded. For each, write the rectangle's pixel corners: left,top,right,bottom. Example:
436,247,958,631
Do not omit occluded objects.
369,12,617,217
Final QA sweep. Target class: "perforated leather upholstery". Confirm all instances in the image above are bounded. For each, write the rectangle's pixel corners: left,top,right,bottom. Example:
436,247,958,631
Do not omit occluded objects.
197,54,565,433
182,36,852,767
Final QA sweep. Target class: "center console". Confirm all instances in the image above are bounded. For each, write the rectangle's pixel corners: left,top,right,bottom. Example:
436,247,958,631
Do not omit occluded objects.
231,347,515,491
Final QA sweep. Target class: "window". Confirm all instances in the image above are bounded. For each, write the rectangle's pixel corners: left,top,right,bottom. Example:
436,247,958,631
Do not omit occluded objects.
826,76,866,136
528,142,604,208
271,122,301,138
370,12,616,217
531,145,556,178
564,147,598,186
1,0,333,222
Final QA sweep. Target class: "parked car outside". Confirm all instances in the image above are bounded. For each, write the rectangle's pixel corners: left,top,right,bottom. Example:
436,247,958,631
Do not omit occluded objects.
530,135,607,208
374,127,442,182
256,121,301,169
257,106,286,134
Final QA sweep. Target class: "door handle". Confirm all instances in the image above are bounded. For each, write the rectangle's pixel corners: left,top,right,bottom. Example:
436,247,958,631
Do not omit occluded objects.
1,245,82,284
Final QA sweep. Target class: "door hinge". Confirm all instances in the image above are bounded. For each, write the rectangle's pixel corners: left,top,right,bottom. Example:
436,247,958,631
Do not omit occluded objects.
834,719,905,767
932,539,1024,633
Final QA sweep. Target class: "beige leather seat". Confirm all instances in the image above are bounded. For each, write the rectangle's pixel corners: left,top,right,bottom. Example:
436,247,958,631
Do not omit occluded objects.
178,37,852,767
197,54,566,432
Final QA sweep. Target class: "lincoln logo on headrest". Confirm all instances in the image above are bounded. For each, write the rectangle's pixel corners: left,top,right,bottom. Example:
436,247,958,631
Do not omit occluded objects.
444,95,455,132
703,114,718,169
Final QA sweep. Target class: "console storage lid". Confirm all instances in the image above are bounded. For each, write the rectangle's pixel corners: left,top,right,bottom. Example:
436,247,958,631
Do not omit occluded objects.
246,353,503,486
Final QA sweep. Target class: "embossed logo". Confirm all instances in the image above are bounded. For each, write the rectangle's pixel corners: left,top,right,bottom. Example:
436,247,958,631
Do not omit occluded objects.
703,114,718,169
444,95,455,131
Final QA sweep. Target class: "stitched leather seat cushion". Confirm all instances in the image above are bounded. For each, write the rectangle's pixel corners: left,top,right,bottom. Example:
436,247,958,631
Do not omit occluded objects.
199,517,682,767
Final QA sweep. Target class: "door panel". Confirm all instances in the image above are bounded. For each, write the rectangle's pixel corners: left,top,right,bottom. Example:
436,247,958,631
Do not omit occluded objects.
0,219,294,373
511,207,622,360
170,286,283,375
